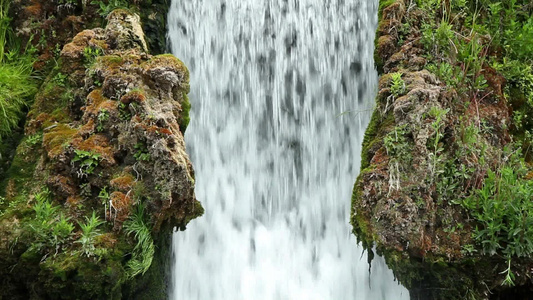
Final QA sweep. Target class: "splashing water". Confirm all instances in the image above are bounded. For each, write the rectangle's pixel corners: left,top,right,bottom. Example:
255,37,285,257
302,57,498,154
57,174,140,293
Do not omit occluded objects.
168,0,409,299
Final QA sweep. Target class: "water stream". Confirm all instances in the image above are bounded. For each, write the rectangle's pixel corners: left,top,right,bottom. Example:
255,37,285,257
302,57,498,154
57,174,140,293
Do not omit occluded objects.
168,0,409,299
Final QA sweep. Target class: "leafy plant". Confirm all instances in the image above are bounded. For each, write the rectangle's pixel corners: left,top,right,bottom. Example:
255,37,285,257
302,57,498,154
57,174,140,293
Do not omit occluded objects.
124,204,154,278
30,189,74,254
390,72,405,98
53,72,69,87
134,142,150,162
119,102,132,120
459,148,533,260
83,46,103,68
72,150,101,178
501,259,516,287
27,132,43,146
50,213,75,251
384,124,412,193
96,109,109,132
76,211,106,257
98,187,110,219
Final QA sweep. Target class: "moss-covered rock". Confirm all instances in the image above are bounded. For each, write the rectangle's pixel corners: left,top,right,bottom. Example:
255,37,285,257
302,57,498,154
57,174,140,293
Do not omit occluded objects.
352,0,533,299
0,8,201,300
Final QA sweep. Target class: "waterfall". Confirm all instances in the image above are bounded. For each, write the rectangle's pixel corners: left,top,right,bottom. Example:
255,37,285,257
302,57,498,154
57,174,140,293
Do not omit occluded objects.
168,0,409,299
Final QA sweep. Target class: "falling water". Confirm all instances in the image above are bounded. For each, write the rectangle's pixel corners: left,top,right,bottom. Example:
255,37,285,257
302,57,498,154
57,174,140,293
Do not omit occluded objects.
168,0,409,299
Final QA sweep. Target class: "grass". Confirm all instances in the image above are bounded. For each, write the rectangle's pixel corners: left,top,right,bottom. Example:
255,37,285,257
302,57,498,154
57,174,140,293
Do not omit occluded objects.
0,0,38,142
124,204,154,278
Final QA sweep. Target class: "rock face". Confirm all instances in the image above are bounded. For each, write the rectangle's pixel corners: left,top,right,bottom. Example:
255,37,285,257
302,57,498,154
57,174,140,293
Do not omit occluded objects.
352,1,532,299
0,9,202,300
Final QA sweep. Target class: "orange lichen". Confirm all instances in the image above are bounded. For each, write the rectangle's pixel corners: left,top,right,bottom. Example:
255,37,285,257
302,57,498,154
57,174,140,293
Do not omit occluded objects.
66,196,82,208
120,90,146,104
83,90,118,118
84,89,106,112
77,119,96,137
135,121,173,136
110,173,136,192
72,134,117,167
110,191,133,229
43,124,78,159
24,1,42,17
47,175,78,199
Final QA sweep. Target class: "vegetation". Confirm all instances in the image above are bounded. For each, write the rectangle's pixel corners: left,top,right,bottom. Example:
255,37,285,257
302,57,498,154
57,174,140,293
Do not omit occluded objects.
124,204,155,278
77,212,106,258
389,72,405,98
0,0,38,142
355,0,533,296
92,0,130,18
29,189,75,254
72,150,101,177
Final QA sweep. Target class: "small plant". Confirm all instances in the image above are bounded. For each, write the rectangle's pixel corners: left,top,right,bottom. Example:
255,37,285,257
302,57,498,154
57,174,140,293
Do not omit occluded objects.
384,124,412,193
83,46,103,68
134,142,150,162
458,148,533,259
96,109,109,132
50,213,75,252
53,72,69,87
27,132,43,146
501,259,515,287
119,102,132,120
124,204,155,278
29,189,74,254
72,150,101,178
390,72,405,98
427,106,449,182
98,187,110,219
76,211,105,257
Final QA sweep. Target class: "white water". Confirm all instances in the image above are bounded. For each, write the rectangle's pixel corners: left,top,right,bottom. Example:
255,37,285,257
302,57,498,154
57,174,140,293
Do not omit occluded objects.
168,0,409,299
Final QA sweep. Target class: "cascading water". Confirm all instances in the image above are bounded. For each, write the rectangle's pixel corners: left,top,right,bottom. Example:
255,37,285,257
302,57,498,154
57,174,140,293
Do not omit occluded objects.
168,0,409,299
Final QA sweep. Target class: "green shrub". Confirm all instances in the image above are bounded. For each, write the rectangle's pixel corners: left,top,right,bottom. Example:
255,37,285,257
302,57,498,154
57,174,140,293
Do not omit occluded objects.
458,148,533,258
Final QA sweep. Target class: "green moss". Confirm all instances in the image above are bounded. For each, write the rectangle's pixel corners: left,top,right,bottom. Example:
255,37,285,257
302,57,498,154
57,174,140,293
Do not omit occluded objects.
0,136,41,197
179,92,191,132
378,0,397,21
95,55,125,69
381,249,480,300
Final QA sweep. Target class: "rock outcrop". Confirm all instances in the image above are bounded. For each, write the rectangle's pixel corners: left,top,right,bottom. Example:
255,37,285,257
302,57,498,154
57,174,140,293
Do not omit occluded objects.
352,1,532,299
0,9,202,300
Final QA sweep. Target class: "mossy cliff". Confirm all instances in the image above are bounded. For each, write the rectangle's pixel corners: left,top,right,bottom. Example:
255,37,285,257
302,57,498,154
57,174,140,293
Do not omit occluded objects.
352,1,532,299
1,0,171,182
0,7,202,300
